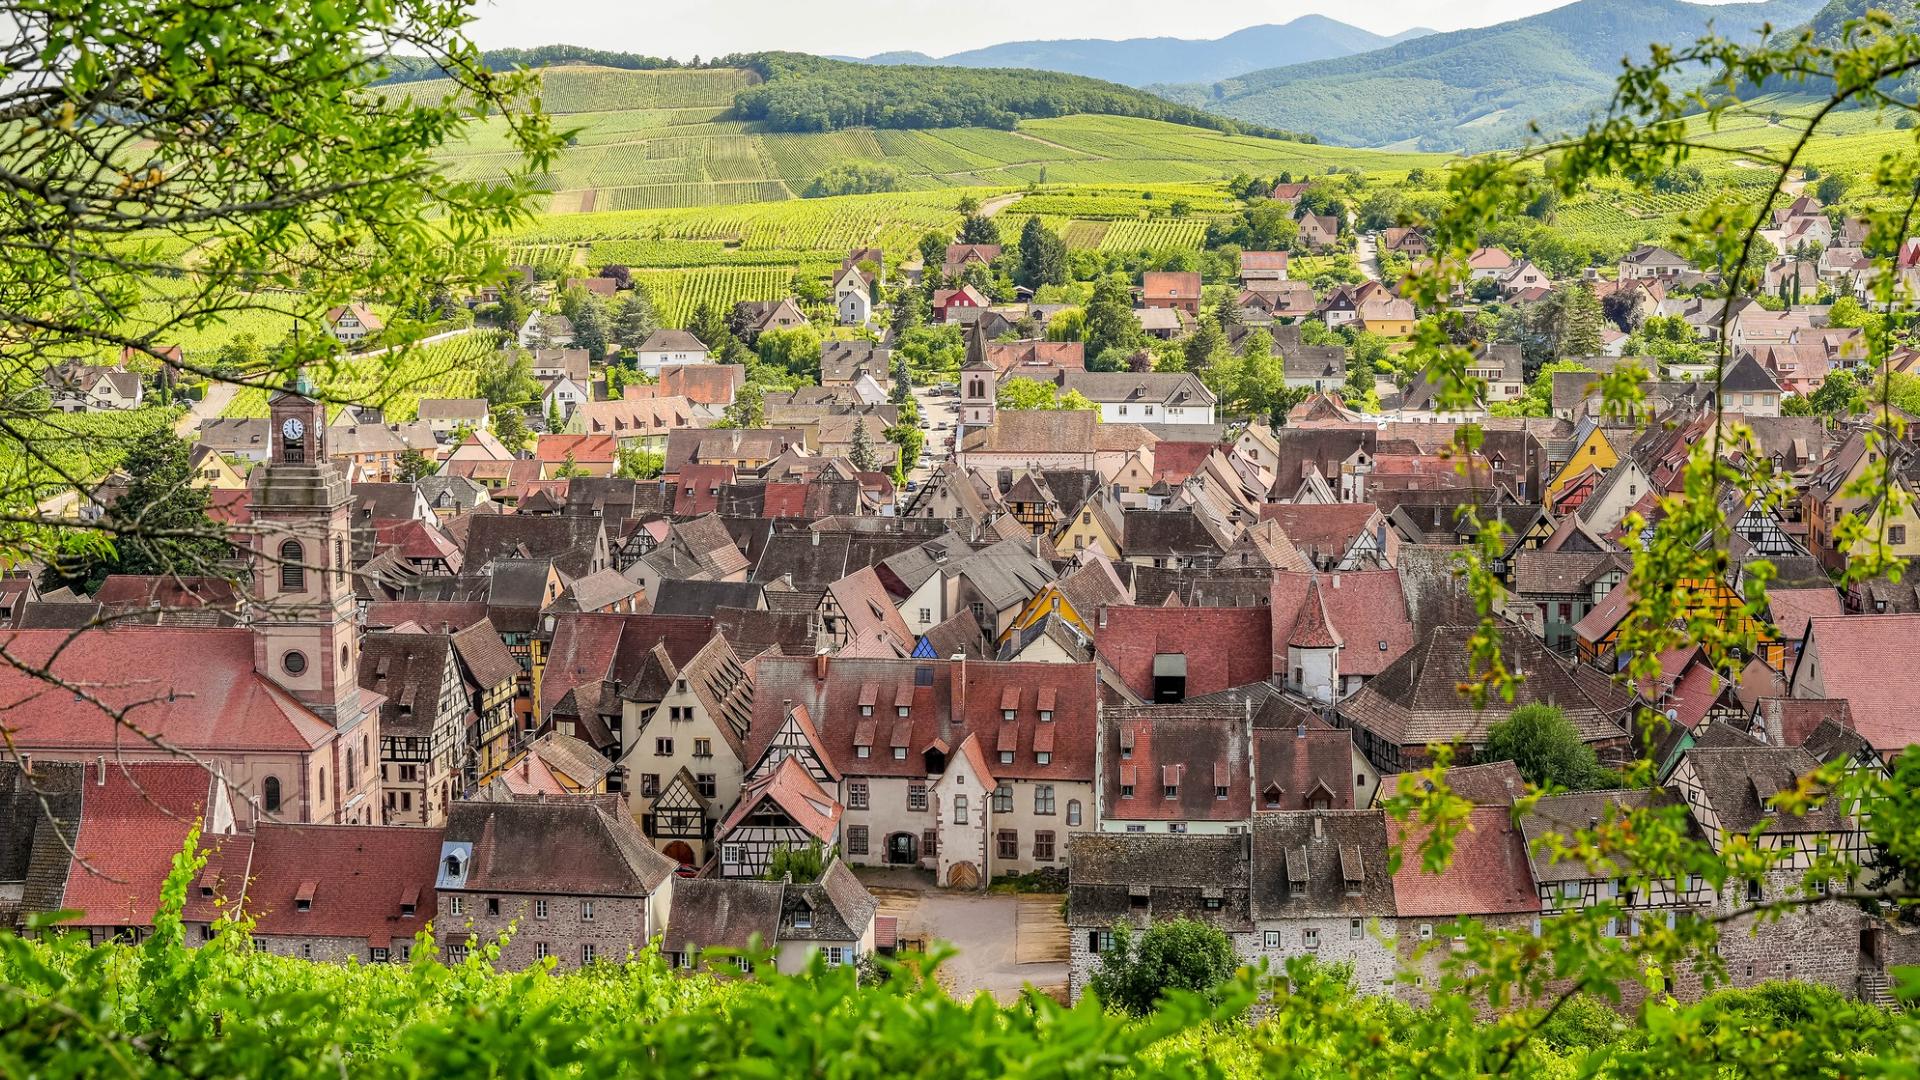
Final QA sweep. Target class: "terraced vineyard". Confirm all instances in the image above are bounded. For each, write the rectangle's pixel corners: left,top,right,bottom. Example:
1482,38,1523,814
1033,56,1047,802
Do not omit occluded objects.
221,331,502,422
1098,219,1209,252
5,407,187,500
628,267,801,326
413,66,1445,214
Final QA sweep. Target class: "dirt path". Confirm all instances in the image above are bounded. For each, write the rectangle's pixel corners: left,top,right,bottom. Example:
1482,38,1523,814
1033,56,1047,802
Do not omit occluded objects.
980,193,1023,217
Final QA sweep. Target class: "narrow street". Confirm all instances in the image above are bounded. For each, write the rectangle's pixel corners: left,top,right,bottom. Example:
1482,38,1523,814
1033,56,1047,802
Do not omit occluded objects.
906,379,958,498
1355,231,1383,282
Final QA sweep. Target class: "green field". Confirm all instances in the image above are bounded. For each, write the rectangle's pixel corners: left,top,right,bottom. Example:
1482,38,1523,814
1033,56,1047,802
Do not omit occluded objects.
404,66,1444,214
220,331,503,423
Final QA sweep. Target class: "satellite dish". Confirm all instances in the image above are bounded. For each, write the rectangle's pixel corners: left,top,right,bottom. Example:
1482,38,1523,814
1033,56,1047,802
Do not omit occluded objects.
1665,708,1679,722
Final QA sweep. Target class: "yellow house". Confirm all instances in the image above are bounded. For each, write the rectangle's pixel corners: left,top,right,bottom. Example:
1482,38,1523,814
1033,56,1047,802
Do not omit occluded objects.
1547,424,1621,510
1053,497,1123,559
188,443,248,489
997,558,1129,647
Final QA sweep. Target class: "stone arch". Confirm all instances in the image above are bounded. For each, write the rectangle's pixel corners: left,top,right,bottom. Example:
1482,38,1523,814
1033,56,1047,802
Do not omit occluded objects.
663,841,697,866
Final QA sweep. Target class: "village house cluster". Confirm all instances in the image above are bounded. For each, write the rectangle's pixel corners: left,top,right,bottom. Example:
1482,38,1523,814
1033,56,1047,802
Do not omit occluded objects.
5,198,1919,1009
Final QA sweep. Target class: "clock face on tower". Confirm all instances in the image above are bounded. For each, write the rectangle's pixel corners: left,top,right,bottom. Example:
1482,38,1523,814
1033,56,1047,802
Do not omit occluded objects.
282,417,305,441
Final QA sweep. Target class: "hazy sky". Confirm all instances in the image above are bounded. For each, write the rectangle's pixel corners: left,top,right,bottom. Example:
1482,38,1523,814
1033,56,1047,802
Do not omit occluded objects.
461,0,1756,59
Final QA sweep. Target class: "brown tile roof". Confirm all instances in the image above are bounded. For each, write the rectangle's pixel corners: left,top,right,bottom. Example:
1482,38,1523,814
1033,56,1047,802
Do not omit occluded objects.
246,823,443,947
1338,625,1629,750
1387,806,1540,917
1253,715,1356,812
718,756,842,841
1101,704,1251,822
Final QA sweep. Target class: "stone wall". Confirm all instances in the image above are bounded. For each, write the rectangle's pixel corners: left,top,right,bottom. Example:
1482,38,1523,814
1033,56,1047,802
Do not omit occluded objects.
438,892,652,971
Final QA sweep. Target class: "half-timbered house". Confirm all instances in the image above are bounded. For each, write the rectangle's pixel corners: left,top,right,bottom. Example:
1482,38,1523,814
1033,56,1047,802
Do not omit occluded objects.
715,757,844,878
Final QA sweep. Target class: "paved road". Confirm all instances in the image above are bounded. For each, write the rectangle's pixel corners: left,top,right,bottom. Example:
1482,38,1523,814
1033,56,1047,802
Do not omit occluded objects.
905,380,958,499
1356,231,1383,282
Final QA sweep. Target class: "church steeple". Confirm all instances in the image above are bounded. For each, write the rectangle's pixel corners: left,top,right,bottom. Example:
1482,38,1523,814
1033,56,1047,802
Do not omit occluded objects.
249,384,362,727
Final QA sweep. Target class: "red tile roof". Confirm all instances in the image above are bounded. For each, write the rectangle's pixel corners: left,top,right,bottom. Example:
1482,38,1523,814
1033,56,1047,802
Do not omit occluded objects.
1387,806,1540,917
1798,613,1920,754
721,756,843,841
1269,570,1412,678
1093,605,1275,701
745,655,1098,783
538,613,714,719
245,823,442,948
0,628,333,752
1102,705,1251,821
61,762,220,927
535,434,619,466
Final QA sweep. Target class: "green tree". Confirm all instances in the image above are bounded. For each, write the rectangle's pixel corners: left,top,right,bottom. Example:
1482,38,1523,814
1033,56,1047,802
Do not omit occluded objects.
849,417,877,473
1045,308,1085,342
616,446,664,479
1083,275,1143,367
763,839,833,882
1483,704,1614,791
1017,216,1069,289
688,302,735,359
611,289,659,350
211,334,264,380
756,326,824,380
997,376,1062,410
958,213,1000,247
491,406,529,451
720,382,766,429
917,231,948,277
1183,320,1225,373
41,430,232,594
1816,172,1850,206
568,294,606,361
1088,920,1238,1017
884,421,924,478
476,348,540,409
1808,369,1861,416
554,452,586,479
395,449,435,483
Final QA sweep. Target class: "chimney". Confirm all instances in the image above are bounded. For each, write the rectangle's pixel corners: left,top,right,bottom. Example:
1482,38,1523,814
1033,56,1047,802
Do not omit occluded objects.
951,653,968,735
1097,605,1108,630
95,755,106,786
814,647,829,682
1312,813,1324,840
811,530,821,547
1331,572,1340,589
1296,721,1306,739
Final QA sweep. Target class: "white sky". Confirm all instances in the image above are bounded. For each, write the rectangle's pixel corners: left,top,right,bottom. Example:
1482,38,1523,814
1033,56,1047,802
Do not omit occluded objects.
461,0,1763,59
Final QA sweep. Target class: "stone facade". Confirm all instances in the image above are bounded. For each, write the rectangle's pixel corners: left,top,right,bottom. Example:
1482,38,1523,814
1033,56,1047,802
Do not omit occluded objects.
438,891,662,972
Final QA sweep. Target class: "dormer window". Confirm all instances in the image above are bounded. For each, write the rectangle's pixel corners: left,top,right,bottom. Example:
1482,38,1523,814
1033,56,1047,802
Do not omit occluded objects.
794,904,812,930
1039,710,1053,723
861,704,873,716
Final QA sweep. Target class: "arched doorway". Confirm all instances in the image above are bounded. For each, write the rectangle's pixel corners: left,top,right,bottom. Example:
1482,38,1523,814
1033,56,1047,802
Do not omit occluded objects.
885,832,918,865
663,841,697,866
946,861,980,890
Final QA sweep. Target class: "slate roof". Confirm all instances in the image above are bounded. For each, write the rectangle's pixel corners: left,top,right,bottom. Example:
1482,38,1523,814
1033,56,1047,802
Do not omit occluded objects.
0,762,85,920
663,877,784,954
1510,550,1629,596
1249,810,1395,919
358,631,457,739
440,796,676,896
1339,625,1630,750
1517,788,1681,883
1682,746,1844,834
1066,832,1252,932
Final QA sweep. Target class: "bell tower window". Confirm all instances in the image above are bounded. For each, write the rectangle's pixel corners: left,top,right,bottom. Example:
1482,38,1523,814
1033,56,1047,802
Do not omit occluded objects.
279,540,305,591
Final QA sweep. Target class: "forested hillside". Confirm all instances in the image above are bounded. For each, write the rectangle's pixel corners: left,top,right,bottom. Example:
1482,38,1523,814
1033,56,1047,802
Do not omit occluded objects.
845,17,1428,87
1152,0,1824,149
727,53,1311,138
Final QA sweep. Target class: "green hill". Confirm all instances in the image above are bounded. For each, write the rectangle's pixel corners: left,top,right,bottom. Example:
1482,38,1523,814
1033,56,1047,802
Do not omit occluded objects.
842,17,1426,88
383,66,1438,214
1151,0,1825,150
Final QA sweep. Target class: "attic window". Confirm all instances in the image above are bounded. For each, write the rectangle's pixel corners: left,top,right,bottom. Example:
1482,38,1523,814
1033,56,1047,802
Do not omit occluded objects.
1378,640,1389,651
1263,783,1283,809
794,903,813,930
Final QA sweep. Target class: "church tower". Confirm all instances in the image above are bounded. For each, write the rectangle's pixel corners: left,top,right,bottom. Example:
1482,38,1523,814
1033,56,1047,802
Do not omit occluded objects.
959,322,996,434
248,383,364,726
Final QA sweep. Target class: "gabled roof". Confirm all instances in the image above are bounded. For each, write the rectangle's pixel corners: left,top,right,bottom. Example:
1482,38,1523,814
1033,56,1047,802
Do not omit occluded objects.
1250,810,1394,918
1797,613,1920,754
718,755,842,841
441,796,676,896
57,762,226,928
1339,624,1630,750
1101,704,1251,822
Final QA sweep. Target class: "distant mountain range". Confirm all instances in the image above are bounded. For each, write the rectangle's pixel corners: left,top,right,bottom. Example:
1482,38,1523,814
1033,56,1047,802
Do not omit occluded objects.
1149,0,1826,150
841,16,1432,87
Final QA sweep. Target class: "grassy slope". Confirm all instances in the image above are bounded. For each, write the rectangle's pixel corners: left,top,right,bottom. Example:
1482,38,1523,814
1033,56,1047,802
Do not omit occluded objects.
1152,0,1824,150
392,66,1440,213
